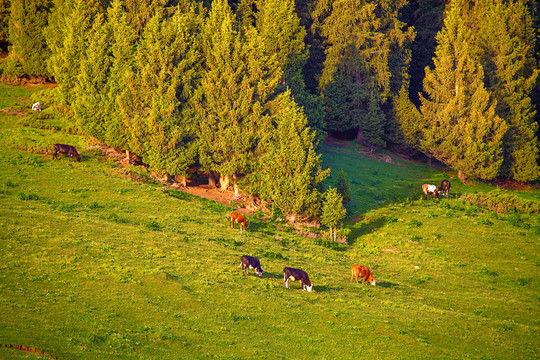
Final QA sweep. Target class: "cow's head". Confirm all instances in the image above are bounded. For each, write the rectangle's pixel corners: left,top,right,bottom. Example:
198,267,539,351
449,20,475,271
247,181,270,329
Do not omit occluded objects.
306,284,313,292
256,267,263,278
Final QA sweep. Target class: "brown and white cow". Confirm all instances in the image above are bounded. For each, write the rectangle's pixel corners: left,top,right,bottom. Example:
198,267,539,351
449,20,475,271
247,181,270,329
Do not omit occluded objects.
283,267,313,292
53,143,81,162
237,255,263,277
350,264,376,285
422,184,439,199
229,211,247,231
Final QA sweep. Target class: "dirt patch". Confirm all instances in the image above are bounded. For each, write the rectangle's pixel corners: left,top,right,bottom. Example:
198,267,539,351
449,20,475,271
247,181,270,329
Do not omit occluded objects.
1,344,61,359
491,178,538,191
0,108,26,117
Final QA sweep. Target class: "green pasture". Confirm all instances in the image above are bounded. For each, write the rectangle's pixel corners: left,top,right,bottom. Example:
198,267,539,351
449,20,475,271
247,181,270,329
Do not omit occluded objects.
0,85,538,359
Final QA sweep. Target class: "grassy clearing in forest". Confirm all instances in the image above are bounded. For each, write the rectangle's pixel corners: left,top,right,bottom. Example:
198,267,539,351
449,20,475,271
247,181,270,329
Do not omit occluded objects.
0,85,538,359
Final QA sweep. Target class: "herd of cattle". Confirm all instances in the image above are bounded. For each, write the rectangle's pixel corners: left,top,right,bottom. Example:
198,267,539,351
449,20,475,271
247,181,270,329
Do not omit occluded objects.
51,143,452,293
237,254,375,292
232,179,451,292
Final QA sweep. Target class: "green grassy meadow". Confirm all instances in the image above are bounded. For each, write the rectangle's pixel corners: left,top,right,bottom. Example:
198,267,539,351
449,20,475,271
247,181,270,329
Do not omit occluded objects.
0,85,539,359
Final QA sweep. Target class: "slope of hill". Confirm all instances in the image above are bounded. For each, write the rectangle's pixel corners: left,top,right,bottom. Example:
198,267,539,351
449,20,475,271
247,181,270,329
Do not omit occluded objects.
0,85,538,359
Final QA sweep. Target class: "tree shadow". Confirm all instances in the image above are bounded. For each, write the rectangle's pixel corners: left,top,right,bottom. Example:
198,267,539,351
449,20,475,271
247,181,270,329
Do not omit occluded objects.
376,281,401,289
347,216,388,246
314,284,342,293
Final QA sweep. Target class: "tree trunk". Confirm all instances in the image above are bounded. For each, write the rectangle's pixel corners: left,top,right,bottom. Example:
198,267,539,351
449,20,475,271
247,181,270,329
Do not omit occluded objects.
208,171,216,188
125,150,130,163
219,174,229,192
179,175,187,187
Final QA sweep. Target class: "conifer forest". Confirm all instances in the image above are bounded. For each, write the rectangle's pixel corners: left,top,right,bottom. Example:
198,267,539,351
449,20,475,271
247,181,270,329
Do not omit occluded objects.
1,0,539,220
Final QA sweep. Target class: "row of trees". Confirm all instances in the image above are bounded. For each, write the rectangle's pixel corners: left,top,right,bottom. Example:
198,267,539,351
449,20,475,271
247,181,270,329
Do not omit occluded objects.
0,0,538,219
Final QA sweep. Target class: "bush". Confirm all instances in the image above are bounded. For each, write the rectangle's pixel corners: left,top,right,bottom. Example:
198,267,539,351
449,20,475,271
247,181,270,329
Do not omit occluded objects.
461,189,540,214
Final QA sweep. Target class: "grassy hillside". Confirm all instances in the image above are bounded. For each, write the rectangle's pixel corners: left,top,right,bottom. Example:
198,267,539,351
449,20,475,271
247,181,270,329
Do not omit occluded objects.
0,85,539,359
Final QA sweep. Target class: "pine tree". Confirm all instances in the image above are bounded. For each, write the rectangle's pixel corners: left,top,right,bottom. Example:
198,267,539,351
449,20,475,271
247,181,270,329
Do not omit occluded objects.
420,0,507,180
476,0,539,182
335,169,352,205
321,187,346,242
0,0,10,49
47,0,102,106
197,0,278,194
121,4,204,181
317,0,415,148
7,0,51,77
72,13,111,140
256,90,330,221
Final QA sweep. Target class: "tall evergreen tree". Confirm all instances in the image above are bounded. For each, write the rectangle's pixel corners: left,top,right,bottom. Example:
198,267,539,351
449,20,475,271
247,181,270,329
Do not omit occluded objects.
197,0,278,194
47,0,102,105
7,0,51,77
256,90,330,221
0,0,10,50
316,0,415,148
121,4,204,182
476,0,539,182
420,0,507,180
72,13,111,140
73,0,137,150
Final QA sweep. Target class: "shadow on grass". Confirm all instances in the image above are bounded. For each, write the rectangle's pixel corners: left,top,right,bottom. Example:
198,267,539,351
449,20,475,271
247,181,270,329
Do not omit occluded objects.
314,285,342,293
376,281,401,289
348,216,388,246
262,271,283,280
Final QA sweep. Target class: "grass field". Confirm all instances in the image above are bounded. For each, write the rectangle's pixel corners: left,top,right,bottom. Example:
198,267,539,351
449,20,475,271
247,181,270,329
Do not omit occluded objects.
0,85,539,359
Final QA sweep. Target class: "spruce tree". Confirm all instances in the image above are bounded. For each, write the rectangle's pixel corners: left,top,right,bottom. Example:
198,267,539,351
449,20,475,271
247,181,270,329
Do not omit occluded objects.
316,0,414,149
121,5,204,181
420,0,507,180
321,187,346,242
335,169,352,205
197,0,277,194
72,14,111,140
47,0,102,105
476,0,539,182
7,0,51,77
256,90,330,221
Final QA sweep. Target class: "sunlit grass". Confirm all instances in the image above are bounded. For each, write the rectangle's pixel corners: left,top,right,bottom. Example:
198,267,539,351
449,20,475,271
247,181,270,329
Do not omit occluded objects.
0,85,538,359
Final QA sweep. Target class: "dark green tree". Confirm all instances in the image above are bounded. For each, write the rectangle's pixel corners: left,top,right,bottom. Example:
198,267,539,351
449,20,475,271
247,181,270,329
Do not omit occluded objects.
316,0,415,149
0,0,10,50
335,169,352,205
476,0,539,182
420,0,507,181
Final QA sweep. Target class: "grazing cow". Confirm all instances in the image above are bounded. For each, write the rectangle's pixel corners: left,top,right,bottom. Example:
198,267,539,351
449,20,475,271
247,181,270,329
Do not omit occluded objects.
53,143,81,162
350,264,376,285
283,267,313,292
237,255,263,277
422,184,439,199
229,211,247,231
439,179,451,198
32,102,42,111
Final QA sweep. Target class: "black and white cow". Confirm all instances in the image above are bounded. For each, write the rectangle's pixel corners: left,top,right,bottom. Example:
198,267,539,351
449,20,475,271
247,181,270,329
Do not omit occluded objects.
238,255,263,277
283,267,313,292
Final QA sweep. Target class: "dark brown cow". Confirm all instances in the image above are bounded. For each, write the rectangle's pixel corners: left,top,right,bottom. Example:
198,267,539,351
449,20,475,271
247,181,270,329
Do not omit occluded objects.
439,179,451,198
237,255,263,277
53,144,81,162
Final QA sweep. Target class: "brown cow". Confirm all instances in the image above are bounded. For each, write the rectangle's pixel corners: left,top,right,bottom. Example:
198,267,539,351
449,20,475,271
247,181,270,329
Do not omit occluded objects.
53,144,81,162
350,265,376,285
422,184,439,199
229,211,247,231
